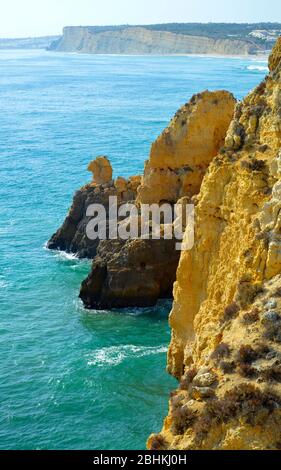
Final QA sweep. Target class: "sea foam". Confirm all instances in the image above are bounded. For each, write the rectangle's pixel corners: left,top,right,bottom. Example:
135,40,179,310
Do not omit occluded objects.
247,65,268,71
86,345,168,367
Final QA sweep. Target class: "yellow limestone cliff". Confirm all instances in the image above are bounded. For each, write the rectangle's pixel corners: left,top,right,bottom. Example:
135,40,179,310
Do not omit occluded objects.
137,90,236,204
148,38,281,450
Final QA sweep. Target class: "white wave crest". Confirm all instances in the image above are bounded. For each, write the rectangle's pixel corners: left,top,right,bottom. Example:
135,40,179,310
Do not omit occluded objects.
247,65,268,71
86,345,167,367
0,280,9,289
55,250,78,261
43,243,79,261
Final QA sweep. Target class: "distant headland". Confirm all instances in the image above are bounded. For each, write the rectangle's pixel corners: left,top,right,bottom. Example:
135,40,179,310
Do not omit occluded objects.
1,23,281,55
48,23,281,56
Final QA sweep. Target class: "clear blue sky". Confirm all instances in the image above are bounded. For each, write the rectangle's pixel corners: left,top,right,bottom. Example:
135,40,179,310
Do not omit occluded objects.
1,0,281,38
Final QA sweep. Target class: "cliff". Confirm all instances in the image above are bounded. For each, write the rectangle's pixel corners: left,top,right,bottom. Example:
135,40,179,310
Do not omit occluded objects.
47,34,281,449
50,25,265,56
148,38,281,450
137,90,235,204
80,91,235,309
48,91,235,309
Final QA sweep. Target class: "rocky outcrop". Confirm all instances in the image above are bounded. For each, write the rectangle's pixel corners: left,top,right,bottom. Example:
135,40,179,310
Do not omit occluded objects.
148,37,281,451
51,26,264,56
48,89,235,308
137,91,236,204
47,158,140,258
268,37,281,72
80,238,181,309
77,91,235,309
88,156,113,184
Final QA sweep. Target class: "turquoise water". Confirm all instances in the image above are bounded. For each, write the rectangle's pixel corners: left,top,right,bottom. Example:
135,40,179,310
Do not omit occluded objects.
0,49,267,450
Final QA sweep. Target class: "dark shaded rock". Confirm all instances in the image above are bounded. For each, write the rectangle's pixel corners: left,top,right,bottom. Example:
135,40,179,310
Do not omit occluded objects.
79,237,180,309
47,182,138,258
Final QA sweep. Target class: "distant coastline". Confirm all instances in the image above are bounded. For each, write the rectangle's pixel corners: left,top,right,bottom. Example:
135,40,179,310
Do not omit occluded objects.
47,52,270,60
0,36,59,50
1,22,280,55
48,23,280,56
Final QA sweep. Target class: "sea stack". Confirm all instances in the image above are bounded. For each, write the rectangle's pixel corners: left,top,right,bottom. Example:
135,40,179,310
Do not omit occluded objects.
48,90,235,308
79,90,236,308
47,158,141,258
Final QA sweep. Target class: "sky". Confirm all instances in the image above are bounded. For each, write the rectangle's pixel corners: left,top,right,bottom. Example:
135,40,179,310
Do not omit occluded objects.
1,0,281,38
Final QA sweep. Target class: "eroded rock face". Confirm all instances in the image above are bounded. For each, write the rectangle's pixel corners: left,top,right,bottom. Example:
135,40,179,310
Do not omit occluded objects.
52,26,265,56
148,38,281,451
49,89,235,309
78,91,235,309
137,90,236,204
88,156,113,184
79,238,180,309
268,37,281,72
47,174,140,258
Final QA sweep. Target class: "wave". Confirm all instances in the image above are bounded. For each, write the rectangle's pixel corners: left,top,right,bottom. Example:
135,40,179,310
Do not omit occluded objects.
247,65,268,71
54,250,79,261
86,344,167,367
43,242,80,261
0,279,9,289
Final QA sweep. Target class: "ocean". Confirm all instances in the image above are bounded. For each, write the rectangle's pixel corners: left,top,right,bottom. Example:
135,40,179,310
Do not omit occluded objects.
0,49,267,449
